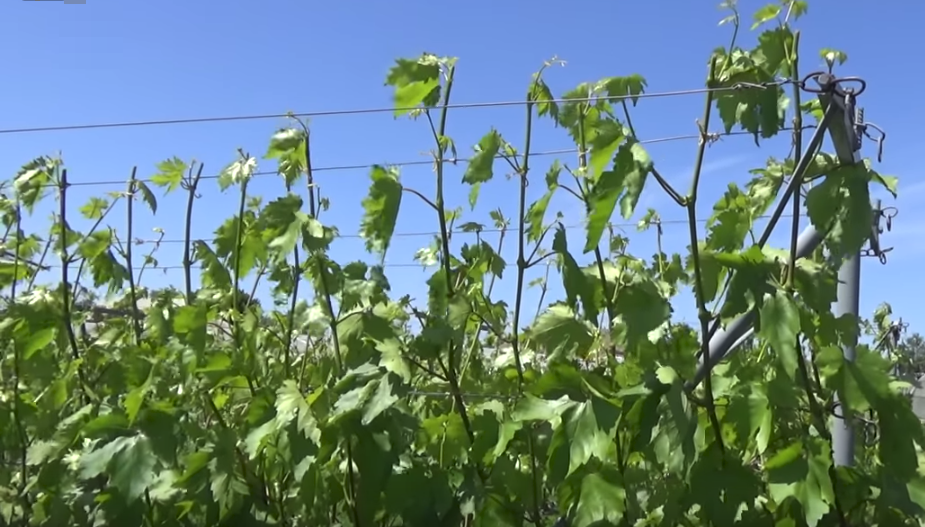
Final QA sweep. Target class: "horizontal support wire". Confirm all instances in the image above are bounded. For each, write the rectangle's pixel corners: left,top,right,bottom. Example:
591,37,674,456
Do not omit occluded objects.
33,213,803,270
0,78,797,136
27,126,812,189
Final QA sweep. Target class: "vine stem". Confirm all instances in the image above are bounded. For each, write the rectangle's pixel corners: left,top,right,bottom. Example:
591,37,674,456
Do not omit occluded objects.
182,163,204,305
571,93,632,516
125,166,143,345
458,224,506,385
284,182,300,379
299,127,359,526
231,174,248,350
785,30,848,527
58,169,91,404
686,57,726,457
10,200,32,519
510,75,544,525
574,111,618,333
425,65,479,454
136,230,165,285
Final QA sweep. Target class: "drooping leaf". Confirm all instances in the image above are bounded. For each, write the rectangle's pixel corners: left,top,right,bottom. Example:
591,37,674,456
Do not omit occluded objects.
360,165,402,257
552,224,598,325
462,129,502,209
584,140,652,253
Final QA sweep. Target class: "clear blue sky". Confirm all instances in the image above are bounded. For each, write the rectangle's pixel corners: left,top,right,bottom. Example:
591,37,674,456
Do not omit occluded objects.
2,0,923,337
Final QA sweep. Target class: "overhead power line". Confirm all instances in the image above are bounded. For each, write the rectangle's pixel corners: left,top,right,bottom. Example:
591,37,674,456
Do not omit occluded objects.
0,80,792,136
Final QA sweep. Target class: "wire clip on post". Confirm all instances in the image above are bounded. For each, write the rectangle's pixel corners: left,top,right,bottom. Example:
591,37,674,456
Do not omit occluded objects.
862,200,898,265
802,71,868,164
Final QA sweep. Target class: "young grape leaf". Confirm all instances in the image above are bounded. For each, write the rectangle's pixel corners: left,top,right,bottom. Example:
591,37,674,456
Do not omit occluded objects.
14,157,56,212
265,127,308,185
79,196,109,220
462,129,502,209
385,56,442,117
150,157,187,193
360,165,402,258
136,180,158,214
600,74,647,106
547,402,608,481
526,162,561,242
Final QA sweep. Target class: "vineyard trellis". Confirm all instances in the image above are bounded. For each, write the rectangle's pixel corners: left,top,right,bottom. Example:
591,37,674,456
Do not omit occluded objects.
1,2,921,527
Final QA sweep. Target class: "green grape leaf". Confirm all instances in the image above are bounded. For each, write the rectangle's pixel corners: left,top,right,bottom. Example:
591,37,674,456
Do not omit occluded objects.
275,380,319,440
587,119,625,181
360,165,402,257
136,180,158,214
385,55,442,117
766,438,835,527
79,196,109,220
571,468,626,527
531,74,559,120
150,157,187,193
264,127,307,186
614,277,670,351
600,74,647,106
526,161,560,242
816,345,892,414
805,163,874,258
758,289,801,380
259,193,306,259
462,129,502,209
173,304,208,353
584,140,652,253
529,304,596,360
13,157,56,213
547,402,609,482
110,435,157,502
552,224,599,326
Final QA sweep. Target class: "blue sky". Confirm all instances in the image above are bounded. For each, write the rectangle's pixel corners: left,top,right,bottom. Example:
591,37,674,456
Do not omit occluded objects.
2,0,923,339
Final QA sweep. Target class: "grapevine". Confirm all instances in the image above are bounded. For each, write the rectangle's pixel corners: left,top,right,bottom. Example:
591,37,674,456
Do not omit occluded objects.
1,2,921,526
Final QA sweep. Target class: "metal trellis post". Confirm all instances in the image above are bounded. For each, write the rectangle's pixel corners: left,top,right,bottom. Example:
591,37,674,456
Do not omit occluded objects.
820,73,867,469
686,73,883,468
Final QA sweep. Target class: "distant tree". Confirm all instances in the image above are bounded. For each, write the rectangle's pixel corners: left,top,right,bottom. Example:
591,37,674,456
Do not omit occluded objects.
897,332,925,377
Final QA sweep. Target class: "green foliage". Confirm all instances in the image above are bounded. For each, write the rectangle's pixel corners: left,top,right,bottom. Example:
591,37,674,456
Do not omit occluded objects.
0,3,918,526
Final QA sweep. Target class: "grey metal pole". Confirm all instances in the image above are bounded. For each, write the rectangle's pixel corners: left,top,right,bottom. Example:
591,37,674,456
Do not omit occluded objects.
687,225,826,389
832,252,860,467
824,79,865,468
